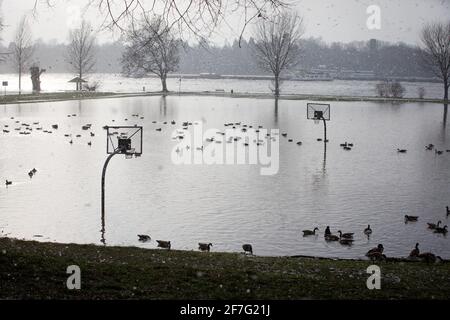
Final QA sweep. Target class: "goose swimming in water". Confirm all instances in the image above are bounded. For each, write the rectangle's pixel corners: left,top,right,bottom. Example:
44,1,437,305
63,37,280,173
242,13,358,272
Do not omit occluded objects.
397,149,407,153
5,180,12,186
338,231,354,239
427,220,441,230
364,225,372,235
434,225,448,234
302,227,318,236
404,215,419,222
138,235,151,242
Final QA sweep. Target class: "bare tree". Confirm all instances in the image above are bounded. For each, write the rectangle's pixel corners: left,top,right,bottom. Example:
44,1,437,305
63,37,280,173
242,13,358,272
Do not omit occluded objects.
252,10,304,97
67,20,96,90
421,21,450,102
34,0,287,44
11,16,34,95
122,15,180,92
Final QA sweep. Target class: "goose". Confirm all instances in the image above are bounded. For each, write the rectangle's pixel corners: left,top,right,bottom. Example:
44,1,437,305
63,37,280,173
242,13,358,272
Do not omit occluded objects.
434,225,448,234
337,231,354,239
296,141,302,146
317,138,323,142
156,128,162,132
171,121,176,125
88,142,92,146
242,244,253,255
397,149,407,153
69,140,73,144
447,206,450,216
339,238,354,245
409,243,420,258
198,243,213,252
324,226,331,237
404,215,419,222
281,133,287,137
5,180,12,186
425,145,433,150
427,220,441,230
32,168,37,174
435,150,443,155
367,251,386,261
364,225,372,235
28,171,34,178
340,142,348,147
325,234,340,241
156,240,171,250
52,124,58,129
90,132,95,137
366,244,384,257
138,235,151,242
302,227,319,236
418,252,443,263
288,139,293,142
2,130,9,133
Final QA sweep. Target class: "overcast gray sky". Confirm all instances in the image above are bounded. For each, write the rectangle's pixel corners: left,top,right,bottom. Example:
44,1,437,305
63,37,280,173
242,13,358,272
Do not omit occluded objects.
1,0,449,46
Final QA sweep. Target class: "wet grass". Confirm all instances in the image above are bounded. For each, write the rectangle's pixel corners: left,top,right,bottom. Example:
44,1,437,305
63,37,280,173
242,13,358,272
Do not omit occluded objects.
0,238,449,300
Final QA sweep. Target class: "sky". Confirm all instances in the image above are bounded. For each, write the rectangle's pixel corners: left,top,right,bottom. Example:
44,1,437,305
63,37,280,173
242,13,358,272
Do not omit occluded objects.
1,0,449,46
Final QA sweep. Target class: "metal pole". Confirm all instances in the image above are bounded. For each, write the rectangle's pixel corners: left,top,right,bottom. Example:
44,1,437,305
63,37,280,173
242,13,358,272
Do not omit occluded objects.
322,117,327,143
101,149,123,233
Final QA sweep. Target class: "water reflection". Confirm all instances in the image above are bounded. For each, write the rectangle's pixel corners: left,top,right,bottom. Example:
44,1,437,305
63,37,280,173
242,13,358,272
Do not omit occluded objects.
443,103,448,127
160,96,167,116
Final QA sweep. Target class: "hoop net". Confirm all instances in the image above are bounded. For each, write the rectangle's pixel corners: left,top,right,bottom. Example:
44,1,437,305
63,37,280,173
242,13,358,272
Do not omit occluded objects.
314,119,320,125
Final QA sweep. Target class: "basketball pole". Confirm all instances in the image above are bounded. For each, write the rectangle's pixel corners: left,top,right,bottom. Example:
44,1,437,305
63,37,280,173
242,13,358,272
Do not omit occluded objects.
322,117,327,143
101,148,124,242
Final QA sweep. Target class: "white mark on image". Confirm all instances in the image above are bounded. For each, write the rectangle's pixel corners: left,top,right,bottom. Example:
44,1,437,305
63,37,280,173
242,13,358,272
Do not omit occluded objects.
366,265,381,290
366,5,381,30
66,265,81,290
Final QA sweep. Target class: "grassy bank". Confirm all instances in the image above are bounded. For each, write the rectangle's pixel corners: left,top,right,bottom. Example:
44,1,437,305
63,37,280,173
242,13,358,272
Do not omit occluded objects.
0,91,447,105
0,238,449,300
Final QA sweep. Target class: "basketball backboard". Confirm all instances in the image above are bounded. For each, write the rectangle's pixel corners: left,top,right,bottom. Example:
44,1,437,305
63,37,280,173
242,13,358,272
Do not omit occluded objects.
106,126,143,157
307,103,331,121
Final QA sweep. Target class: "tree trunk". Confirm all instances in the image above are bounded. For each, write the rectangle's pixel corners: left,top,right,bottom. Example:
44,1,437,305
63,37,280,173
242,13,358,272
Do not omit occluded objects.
444,80,448,102
274,75,280,97
18,65,22,95
161,75,168,93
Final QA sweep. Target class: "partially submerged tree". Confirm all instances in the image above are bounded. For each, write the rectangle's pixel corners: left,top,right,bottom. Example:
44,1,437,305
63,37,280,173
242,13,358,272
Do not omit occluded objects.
67,20,96,90
122,16,180,92
252,10,304,96
11,16,34,95
420,21,450,102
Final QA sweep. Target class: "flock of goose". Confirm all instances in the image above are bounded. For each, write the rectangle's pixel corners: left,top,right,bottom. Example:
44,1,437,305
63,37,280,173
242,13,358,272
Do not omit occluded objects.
137,235,254,255
300,207,449,262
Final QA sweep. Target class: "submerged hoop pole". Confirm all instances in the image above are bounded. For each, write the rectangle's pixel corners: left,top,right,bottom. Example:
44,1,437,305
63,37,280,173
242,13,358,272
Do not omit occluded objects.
323,117,327,143
101,148,123,220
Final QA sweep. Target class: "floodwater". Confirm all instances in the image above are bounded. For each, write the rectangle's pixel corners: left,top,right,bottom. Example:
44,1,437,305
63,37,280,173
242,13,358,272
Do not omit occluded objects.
0,95,449,259
0,72,445,99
